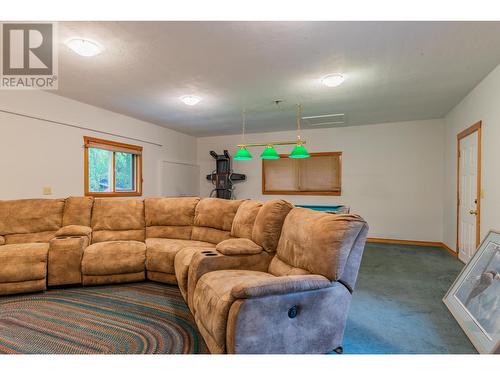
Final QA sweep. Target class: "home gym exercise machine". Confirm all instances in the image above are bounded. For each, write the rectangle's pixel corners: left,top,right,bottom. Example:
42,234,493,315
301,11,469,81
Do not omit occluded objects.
206,150,246,199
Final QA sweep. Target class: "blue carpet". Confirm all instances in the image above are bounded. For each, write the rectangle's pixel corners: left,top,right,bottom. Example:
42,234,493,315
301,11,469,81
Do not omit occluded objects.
343,242,476,354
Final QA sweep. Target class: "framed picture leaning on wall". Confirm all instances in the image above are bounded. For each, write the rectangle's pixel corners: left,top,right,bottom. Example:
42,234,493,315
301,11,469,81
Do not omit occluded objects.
443,230,500,354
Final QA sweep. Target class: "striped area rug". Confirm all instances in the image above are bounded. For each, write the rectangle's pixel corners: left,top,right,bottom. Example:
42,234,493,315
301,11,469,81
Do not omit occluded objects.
0,282,208,354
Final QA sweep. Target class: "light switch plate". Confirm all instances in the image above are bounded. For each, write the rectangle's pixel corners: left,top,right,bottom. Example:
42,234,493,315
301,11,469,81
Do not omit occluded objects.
43,186,52,195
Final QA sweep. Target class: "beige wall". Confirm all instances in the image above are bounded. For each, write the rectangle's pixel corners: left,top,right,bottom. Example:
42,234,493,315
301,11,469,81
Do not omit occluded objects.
443,64,500,250
0,90,197,199
198,119,445,241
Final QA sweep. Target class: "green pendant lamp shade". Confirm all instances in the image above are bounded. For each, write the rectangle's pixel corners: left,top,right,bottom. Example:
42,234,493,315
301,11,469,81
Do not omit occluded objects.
288,142,310,158
234,146,253,160
260,145,280,159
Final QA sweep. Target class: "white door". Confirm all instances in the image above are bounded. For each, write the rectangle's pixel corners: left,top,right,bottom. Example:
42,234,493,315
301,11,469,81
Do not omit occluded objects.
458,131,479,263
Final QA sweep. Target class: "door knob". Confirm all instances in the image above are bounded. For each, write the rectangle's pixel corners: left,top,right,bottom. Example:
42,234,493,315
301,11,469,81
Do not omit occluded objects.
469,210,478,215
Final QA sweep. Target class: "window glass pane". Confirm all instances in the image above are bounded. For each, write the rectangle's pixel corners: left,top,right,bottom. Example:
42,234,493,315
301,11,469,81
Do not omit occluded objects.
115,152,135,191
88,148,113,192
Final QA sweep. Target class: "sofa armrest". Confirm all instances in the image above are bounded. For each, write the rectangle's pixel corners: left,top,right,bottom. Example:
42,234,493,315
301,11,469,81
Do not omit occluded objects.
186,250,272,309
0,235,4,246
55,225,92,238
48,235,89,286
231,275,331,299
216,238,263,256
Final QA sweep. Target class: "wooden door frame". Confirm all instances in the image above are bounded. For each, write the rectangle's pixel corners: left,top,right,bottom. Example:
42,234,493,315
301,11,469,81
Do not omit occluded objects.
456,121,482,255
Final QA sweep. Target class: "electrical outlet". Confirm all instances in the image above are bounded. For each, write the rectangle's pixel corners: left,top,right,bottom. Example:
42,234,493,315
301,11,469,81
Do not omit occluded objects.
43,186,52,195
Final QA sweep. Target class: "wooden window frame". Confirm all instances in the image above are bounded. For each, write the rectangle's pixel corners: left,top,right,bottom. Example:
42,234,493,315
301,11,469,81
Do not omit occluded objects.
262,151,342,196
84,136,143,197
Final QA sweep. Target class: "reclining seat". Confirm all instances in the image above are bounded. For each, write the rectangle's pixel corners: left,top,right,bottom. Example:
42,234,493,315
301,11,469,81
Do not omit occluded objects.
182,199,294,309
81,199,146,285
173,197,244,299
191,208,369,353
0,198,65,295
145,197,215,285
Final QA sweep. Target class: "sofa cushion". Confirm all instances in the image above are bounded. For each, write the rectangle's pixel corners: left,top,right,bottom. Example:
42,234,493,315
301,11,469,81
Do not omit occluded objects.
146,226,192,240
83,272,145,286
216,238,263,255
145,197,200,240
194,198,244,231
82,240,146,276
92,199,145,231
0,279,46,296
268,256,310,277
4,231,56,244
0,199,64,235
0,243,49,283
252,199,293,253
193,270,275,350
63,196,94,227
145,197,199,227
191,226,232,244
231,200,263,239
55,225,92,238
145,238,214,275
91,199,145,243
275,209,367,280
92,229,144,244
147,271,177,285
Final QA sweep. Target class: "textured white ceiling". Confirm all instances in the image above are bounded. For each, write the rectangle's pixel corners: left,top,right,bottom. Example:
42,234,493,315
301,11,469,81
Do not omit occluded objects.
54,21,500,136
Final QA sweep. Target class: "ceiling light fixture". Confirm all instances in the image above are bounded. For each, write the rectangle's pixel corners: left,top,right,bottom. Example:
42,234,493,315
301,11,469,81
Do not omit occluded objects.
321,73,345,87
234,104,310,161
66,38,103,57
180,95,201,106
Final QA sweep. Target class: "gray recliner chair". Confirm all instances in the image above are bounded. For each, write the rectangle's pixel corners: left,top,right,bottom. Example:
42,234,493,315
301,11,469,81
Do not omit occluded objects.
190,207,369,354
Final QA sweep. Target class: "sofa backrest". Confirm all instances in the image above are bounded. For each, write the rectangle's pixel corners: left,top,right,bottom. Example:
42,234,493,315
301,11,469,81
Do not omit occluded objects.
145,197,200,240
231,200,263,239
0,198,65,244
91,199,145,243
63,196,94,227
251,199,294,253
269,208,368,283
191,198,244,244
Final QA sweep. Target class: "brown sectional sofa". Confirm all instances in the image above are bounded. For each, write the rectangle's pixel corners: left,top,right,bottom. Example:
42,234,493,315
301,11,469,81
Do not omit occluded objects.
0,195,368,354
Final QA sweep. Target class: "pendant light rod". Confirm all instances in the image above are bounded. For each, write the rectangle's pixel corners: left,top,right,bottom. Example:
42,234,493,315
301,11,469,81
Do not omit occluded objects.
237,139,307,148
296,103,302,136
241,108,246,140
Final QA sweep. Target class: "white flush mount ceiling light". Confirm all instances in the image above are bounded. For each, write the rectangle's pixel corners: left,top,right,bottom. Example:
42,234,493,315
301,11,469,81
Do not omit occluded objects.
66,38,103,57
321,73,345,87
180,95,202,106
